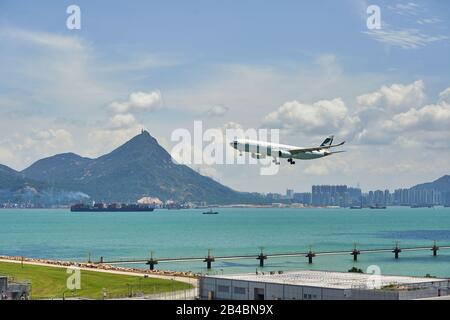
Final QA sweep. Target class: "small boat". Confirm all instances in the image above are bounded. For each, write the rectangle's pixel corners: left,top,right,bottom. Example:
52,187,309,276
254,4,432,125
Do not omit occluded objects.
410,204,433,208
350,206,362,209
203,208,219,215
369,205,387,209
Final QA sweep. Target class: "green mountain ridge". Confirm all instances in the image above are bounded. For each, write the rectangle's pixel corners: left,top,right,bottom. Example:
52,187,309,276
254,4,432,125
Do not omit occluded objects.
19,130,263,204
411,175,450,193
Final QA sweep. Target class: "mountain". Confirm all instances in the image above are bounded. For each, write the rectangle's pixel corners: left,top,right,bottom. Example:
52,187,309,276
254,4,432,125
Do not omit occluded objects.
21,130,263,204
0,164,43,190
0,164,89,205
411,175,450,193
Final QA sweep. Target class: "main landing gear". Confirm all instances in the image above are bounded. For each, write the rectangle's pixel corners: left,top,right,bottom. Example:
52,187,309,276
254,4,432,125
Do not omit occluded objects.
272,159,281,165
288,158,296,165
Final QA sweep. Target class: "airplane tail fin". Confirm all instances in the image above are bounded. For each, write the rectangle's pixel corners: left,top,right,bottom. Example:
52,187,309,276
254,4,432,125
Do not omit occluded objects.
320,135,334,147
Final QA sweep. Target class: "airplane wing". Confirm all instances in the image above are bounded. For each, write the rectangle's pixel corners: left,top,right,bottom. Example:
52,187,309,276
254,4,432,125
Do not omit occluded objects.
289,141,345,154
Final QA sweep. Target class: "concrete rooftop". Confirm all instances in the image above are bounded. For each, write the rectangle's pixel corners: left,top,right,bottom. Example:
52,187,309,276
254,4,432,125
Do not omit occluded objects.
206,270,449,290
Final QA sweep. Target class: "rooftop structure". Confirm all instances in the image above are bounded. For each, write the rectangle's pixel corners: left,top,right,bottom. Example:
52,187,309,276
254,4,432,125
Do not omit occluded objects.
199,270,450,300
206,270,447,290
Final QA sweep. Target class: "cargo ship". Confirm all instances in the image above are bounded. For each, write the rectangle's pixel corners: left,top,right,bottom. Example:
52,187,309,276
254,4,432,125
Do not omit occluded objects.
70,203,154,212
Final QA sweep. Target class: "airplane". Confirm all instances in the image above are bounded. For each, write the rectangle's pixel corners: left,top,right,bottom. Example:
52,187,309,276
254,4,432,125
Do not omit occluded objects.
229,136,345,165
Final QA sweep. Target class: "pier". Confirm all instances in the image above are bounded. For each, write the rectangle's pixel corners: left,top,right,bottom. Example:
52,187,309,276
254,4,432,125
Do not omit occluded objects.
94,242,450,270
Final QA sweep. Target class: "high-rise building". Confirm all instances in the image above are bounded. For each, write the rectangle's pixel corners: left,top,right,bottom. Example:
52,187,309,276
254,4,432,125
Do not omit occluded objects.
293,192,312,205
311,185,348,207
286,189,294,200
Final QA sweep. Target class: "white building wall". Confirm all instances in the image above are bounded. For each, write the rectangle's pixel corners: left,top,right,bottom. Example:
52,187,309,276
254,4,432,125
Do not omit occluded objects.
199,276,446,300
322,288,347,300
301,286,322,300
248,282,265,300
283,284,303,300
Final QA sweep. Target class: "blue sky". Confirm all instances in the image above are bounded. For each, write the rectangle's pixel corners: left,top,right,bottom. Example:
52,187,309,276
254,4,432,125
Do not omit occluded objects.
1,1,450,193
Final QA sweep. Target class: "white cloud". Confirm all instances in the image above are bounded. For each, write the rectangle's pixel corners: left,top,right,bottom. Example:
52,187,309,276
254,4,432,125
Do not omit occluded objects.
356,80,425,111
382,101,450,132
86,125,144,158
197,165,223,180
0,129,74,169
262,98,356,135
109,90,162,114
439,87,450,103
363,28,448,49
0,27,118,114
25,129,74,150
303,163,329,176
0,28,85,51
353,82,450,147
109,113,137,129
387,2,421,16
417,18,442,25
205,105,229,117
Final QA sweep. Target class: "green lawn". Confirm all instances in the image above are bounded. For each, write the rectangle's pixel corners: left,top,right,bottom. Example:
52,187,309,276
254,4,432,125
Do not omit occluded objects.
0,261,193,299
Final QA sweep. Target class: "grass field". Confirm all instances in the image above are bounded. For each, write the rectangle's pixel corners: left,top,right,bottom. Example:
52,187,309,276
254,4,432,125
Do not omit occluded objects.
0,261,193,299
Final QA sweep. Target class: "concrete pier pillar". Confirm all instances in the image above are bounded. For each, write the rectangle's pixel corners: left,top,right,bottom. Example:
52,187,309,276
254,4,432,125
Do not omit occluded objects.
204,249,215,270
146,252,158,270
392,246,401,259
432,241,439,256
306,251,315,264
351,249,360,262
146,259,158,270
257,254,267,267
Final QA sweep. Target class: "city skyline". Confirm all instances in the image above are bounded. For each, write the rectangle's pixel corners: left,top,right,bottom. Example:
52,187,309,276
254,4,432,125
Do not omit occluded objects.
268,181,450,207
0,1,450,193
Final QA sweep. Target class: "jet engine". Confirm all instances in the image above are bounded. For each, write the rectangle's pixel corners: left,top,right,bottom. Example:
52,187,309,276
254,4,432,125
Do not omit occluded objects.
251,153,266,159
272,149,292,158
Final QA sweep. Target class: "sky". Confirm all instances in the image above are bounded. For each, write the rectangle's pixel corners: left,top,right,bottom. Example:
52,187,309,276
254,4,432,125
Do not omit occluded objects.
0,0,450,194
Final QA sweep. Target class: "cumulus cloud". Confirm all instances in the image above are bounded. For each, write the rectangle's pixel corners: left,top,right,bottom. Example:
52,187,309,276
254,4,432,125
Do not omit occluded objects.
262,98,355,135
205,105,229,117
356,80,425,111
109,113,137,129
86,125,144,158
439,87,450,103
109,90,162,114
382,101,450,132
24,129,74,150
353,82,450,148
0,129,74,169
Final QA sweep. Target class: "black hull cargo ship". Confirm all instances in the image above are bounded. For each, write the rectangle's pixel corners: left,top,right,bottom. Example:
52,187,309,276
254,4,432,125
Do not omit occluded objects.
70,203,154,212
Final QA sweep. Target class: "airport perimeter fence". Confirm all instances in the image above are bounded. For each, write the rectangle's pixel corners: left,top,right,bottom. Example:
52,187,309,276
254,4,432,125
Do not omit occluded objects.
105,287,199,300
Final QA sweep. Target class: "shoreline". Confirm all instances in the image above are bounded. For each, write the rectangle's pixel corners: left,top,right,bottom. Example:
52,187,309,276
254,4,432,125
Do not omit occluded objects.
0,255,198,286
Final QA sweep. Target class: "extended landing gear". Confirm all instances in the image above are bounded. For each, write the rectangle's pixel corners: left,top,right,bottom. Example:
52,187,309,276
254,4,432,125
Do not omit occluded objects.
272,158,281,165
288,158,296,165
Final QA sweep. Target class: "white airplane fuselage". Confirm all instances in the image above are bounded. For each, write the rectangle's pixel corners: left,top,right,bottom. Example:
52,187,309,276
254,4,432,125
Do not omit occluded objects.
231,139,330,160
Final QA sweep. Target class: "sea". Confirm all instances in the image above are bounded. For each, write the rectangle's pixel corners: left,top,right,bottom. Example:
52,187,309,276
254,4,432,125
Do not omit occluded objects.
1,207,450,277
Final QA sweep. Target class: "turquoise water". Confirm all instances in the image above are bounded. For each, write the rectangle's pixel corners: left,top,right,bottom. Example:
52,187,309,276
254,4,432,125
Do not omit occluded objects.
1,207,450,277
